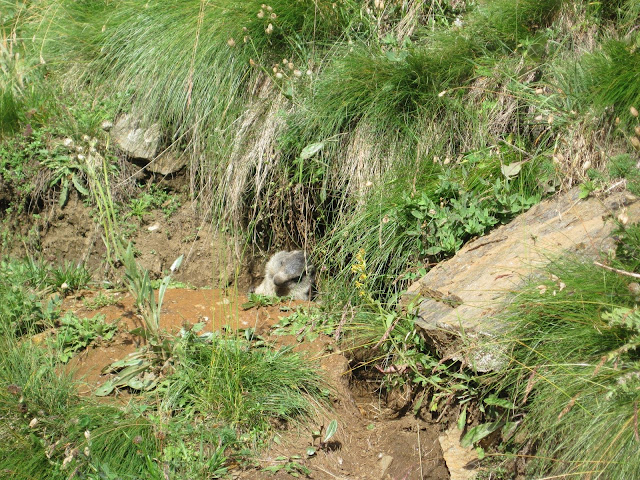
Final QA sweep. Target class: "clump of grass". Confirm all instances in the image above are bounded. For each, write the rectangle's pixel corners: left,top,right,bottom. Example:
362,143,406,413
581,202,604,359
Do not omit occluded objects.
583,34,640,122
0,335,77,479
491,226,640,478
51,261,92,292
0,87,21,137
166,332,327,438
36,0,364,136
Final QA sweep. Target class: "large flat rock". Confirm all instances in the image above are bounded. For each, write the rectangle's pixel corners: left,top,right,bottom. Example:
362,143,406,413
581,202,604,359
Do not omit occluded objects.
404,188,640,371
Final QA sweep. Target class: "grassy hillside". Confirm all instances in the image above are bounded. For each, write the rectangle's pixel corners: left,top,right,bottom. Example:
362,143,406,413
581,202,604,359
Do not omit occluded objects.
2,0,640,477
2,0,638,283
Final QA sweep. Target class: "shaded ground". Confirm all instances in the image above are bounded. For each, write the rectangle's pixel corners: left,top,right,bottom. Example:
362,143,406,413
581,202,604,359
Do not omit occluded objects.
61,288,451,480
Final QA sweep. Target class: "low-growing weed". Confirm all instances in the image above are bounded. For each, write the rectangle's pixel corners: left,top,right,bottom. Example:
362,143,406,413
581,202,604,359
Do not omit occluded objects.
82,290,121,310
49,312,117,363
262,456,311,477
42,150,90,207
126,185,181,220
0,257,60,335
242,293,283,309
272,307,335,342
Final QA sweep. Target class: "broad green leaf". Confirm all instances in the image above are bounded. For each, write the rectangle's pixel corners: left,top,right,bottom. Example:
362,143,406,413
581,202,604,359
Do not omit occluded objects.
300,142,325,160
94,380,115,397
324,419,338,443
501,161,523,179
72,174,89,196
306,446,316,457
457,406,467,430
483,395,514,409
101,355,143,372
170,255,184,272
130,327,150,340
460,421,503,448
192,322,206,333
59,180,69,207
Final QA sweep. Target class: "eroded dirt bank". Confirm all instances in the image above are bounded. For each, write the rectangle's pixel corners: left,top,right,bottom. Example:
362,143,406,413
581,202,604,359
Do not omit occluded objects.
5,191,257,289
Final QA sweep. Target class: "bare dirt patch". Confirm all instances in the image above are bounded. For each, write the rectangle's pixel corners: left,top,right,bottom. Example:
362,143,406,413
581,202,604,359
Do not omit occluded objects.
62,288,451,479
6,191,250,289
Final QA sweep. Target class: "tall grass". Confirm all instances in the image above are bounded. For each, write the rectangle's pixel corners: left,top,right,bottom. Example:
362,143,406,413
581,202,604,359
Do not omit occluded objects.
15,0,571,251
583,34,640,122
493,247,640,478
165,332,327,434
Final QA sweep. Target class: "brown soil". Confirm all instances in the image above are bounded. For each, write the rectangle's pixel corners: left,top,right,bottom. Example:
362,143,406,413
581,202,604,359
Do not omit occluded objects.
6,191,255,289
62,288,450,480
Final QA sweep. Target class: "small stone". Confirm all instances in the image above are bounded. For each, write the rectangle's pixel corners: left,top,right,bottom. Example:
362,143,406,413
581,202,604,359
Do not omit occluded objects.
378,454,393,478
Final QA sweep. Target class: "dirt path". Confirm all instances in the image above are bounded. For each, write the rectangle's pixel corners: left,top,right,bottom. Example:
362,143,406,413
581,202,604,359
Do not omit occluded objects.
62,288,451,479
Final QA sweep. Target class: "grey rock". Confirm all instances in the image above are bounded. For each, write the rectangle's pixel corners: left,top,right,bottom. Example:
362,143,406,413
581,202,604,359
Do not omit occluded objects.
111,114,161,159
147,151,187,175
403,188,640,371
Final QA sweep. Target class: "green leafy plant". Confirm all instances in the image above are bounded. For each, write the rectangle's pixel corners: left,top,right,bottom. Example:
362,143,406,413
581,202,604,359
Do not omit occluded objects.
241,293,284,309
306,419,338,456
51,260,92,292
262,456,311,477
0,257,60,335
121,242,183,345
83,290,121,310
42,150,90,207
49,312,117,363
272,307,336,343
95,244,183,396
126,186,180,220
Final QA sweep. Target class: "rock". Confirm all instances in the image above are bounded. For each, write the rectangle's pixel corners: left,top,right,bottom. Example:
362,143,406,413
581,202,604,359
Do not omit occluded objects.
438,426,479,480
377,454,393,479
147,150,187,175
111,114,161,160
404,188,640,371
